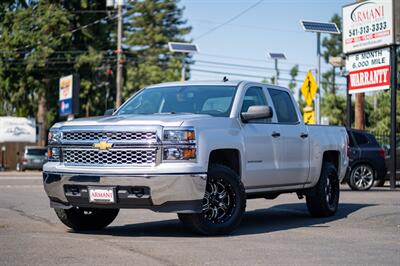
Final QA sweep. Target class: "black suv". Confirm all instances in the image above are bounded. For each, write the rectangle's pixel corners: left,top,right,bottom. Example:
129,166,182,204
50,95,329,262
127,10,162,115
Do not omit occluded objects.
345,129,387,191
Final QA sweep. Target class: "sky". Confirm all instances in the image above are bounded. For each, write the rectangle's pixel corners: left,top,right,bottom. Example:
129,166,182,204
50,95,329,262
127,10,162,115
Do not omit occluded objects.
179,0,350,96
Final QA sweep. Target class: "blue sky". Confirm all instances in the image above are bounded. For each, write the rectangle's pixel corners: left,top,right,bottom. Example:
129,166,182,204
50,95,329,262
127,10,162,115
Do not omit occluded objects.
179,0,350,95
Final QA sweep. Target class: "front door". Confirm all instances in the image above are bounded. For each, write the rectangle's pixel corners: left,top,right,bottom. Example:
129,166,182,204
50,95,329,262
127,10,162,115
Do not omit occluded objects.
240,86,281,188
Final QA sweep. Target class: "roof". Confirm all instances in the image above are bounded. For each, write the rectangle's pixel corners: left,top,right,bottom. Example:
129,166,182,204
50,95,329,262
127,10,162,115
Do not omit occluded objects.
146,80,289,91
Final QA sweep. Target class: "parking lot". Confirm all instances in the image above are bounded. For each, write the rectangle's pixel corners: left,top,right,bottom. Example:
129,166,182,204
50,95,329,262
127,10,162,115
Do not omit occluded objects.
0,171,399,265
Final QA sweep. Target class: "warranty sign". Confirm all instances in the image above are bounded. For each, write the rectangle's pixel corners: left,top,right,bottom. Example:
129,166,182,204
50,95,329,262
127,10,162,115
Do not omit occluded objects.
346,47,391,94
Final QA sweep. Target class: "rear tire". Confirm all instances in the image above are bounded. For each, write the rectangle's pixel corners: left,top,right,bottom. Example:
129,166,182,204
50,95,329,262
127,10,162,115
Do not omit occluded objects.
306,162,340,217
348,164,374,191
178,164,246,235
55,207,119,231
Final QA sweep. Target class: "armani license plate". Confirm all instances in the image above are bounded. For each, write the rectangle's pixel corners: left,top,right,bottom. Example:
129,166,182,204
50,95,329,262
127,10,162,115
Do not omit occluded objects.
88,187,115,203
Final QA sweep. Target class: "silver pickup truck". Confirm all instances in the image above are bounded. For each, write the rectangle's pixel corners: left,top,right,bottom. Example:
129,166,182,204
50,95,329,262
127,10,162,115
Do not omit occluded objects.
43,80,349,235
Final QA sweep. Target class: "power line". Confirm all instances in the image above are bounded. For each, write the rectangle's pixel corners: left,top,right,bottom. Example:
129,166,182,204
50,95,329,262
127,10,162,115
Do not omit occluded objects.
195,52,327,70
195,59,309,74
191,68,346,87
194,0,264,40
12,12,122,53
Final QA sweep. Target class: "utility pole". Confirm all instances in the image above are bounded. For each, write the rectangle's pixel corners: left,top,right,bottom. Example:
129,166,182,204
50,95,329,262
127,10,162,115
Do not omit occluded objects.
115,0,123,108
268,53,286,86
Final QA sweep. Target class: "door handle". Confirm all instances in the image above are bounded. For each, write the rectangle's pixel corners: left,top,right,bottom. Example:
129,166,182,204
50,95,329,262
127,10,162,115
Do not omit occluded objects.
300,133,308,138
271,132,281,138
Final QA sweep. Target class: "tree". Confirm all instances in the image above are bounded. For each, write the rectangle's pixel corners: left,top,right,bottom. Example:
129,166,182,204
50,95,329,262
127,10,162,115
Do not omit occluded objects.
322,13,342,95
288,64,299,92
0,1,118,144
321,93,347,126
123,0,191,98
0,0,71,144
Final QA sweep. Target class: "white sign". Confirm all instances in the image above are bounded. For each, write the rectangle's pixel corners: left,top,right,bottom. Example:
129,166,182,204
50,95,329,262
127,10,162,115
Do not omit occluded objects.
0,117,36,143
59,75,73,101
346,47,391,94
343,0,394,54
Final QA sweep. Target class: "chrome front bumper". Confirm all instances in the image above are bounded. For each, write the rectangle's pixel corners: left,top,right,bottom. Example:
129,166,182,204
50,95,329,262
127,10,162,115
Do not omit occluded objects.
43,171,207,213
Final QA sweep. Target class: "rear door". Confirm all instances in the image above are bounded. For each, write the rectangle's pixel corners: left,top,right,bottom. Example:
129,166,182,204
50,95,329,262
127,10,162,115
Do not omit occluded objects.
267,88,310,186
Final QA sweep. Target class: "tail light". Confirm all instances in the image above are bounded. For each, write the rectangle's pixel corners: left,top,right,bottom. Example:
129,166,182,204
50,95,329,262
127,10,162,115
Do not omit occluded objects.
378,148,385,158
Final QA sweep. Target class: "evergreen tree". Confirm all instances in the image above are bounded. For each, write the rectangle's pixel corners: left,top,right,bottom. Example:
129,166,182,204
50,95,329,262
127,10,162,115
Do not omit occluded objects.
124,0,191,98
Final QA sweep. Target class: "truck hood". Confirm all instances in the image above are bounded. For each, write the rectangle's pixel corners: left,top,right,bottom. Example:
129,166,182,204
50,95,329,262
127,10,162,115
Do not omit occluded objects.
52,114,214,128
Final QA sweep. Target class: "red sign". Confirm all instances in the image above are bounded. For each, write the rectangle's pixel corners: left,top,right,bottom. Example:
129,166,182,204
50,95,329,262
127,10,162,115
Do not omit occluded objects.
346,47,391,94
349,65,390,93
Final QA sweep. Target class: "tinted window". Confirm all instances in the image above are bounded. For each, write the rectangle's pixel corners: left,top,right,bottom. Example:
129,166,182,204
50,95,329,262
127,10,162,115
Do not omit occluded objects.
241,87,270,123
118,86,236,117
353,132,369,145
348,132,355,147
26,149,46,156
269,88,298,123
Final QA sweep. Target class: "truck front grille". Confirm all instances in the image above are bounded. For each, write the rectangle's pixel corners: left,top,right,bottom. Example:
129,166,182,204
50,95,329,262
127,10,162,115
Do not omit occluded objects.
62,148,157,166
63,131,157,142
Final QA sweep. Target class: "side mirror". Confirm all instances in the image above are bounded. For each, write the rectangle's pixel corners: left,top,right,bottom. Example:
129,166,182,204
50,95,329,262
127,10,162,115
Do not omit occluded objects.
241,105,273,122
104,108,115,116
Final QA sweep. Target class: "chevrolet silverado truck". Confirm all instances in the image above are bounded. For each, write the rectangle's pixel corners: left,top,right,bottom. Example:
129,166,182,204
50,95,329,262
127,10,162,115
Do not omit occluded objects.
43,80,349,235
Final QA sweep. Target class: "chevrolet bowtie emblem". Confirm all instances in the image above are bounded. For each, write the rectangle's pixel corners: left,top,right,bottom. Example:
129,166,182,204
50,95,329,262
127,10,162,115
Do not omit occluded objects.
93,141,113,150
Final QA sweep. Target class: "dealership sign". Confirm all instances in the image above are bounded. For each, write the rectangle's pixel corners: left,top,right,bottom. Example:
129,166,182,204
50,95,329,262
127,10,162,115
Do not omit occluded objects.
59,74,80,116
0,117,36,143
346,47,390,94
343,0,394,54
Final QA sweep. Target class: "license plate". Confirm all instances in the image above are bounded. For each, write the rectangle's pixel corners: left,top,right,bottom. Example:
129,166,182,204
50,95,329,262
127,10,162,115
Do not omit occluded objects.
33,159,41,163
88,187,115,203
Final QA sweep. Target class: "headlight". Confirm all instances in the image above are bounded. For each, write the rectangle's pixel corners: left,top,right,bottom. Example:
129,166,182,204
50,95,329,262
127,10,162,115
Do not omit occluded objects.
163,128,196,161
163,128,195,143
48,129,62,144
47,147,61,161
163,147,196,160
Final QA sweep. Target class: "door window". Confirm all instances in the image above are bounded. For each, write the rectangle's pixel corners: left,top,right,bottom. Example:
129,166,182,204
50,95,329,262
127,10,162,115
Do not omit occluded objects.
241,87,270,123
269,88,298,123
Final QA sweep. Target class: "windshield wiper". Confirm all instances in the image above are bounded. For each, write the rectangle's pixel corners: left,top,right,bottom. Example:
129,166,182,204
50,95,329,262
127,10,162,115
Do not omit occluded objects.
153,112,194,115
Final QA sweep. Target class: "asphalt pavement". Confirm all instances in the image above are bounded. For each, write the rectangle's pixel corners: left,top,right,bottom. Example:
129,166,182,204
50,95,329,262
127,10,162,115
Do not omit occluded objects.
0,171,399,265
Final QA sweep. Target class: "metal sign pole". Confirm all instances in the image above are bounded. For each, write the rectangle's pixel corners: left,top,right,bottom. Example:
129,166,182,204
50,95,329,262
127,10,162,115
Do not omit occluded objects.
389,44,398,189
316,32,321,124
346,74,352,128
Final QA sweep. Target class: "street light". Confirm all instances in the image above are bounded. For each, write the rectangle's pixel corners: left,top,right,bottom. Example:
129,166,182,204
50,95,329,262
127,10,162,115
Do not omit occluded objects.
168,42,199,81
300,20,340,124
268,53,286,85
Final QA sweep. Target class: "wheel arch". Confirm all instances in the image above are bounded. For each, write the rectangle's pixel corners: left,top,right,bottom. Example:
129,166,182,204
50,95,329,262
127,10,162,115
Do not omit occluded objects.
208,149,241,178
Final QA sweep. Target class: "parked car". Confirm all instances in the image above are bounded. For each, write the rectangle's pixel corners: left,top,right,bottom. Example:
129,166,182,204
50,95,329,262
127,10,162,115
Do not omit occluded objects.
17,146,47,171
43,80,349,235
375,138,400,187
345,129,386,191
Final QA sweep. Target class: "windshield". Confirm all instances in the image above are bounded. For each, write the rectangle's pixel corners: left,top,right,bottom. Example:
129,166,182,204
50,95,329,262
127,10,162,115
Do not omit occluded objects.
117,85,237,117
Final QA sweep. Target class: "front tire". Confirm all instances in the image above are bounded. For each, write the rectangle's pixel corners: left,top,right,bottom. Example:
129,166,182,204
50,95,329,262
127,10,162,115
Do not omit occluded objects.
55,207,119,231
178,164,246,235
306,162,340,217
348,164,374,191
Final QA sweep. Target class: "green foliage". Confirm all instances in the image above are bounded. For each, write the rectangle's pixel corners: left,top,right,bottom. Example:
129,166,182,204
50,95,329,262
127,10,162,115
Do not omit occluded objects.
320,93,347,126
0,0,191,125
322,14,342,64
124,0,191,98
288,64,299,92
0,1,70,117
366,92,400,134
